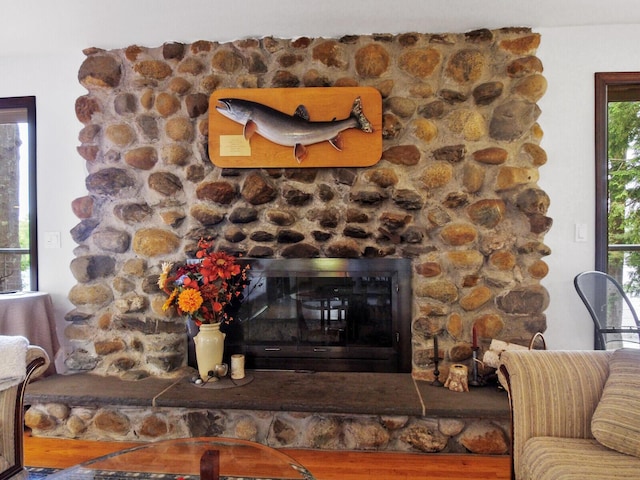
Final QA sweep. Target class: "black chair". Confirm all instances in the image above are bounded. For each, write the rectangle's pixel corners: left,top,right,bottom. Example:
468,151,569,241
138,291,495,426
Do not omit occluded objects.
574,270,640,350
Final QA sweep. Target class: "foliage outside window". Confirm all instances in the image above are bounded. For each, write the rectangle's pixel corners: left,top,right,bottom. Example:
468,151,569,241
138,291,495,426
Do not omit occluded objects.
0,97,37,292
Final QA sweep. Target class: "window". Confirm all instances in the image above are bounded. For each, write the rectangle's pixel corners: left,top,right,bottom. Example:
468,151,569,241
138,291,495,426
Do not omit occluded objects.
0,97,37,292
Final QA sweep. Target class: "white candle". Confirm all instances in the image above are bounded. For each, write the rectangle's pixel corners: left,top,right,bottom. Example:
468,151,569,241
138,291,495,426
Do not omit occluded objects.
231,354,245,380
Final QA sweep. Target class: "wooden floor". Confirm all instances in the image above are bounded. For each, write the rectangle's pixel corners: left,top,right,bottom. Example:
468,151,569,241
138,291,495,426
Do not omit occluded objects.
24,433,510,480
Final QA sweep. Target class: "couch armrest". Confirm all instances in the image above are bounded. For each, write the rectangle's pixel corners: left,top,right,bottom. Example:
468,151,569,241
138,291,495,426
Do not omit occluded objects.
0,348,48,480
499,350,611,479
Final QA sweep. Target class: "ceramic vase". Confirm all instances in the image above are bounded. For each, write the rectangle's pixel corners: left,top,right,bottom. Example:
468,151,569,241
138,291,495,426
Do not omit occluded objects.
193,322,226,381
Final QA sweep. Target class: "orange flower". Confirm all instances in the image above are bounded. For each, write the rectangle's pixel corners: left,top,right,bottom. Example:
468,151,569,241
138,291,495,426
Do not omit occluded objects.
177,288,203,314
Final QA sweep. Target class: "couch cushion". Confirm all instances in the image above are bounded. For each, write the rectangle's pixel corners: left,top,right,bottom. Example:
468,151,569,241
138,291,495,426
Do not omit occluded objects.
521,437,640,480
591,348,640,457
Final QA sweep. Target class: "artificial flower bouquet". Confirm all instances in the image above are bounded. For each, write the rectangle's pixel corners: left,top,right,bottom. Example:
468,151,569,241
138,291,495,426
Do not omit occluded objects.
158,240,250,326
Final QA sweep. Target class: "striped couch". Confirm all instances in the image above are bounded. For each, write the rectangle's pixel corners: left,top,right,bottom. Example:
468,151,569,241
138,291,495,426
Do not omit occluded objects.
500,349,640,480
0,337,49,480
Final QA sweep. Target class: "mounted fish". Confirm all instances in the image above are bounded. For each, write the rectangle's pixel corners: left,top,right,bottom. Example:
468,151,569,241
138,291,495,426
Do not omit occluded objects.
209,87,382,168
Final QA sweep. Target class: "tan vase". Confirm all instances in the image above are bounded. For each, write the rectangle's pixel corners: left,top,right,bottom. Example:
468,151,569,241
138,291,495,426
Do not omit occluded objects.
193,322,226,381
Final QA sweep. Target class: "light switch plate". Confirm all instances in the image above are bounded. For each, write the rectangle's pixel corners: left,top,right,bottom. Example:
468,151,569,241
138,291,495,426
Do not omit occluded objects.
44,231,61,249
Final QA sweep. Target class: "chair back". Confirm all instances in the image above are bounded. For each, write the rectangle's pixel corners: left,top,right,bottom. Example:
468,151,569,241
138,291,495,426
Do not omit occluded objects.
574,270,640,349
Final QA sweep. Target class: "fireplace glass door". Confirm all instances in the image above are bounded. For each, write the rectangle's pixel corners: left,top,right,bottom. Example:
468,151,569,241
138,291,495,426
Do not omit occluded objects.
223,258,411,373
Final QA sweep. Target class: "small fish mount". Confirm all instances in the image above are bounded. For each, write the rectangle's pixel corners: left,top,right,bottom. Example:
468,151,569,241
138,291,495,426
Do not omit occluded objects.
208,86,382,168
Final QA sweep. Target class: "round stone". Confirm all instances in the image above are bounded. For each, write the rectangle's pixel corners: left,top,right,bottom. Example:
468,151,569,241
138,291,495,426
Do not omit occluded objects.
355,44,390,78
132,229,181,257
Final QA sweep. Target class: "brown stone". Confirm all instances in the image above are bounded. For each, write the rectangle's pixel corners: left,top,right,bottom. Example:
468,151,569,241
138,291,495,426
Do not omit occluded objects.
467,200,506,228
440,223,477,246
459,421,508,454
416,262,442,277
185,93,209,118
496,286,549,315
272,70,300,88
500,34,541,55
507,56,544,77
398,48,441,78
460,286,492,311
148,172,183,196
446,110,486,140
381,145,421,165
420,163,453,189
113,203,152,224
106,124,135,146
517,188,550,215
324,240,360,258
162,144,191,165
25,409,56,431
490,99,541,141
71,196,94,219
366,168,399,188
169,77,192,95
387,97,416,118
178,57,205,75
495,166,538,191
520,142,547,166
489,251,516,270
78,55,122,88
160,210,185,227
462,163,484,193
197,181,237,204
281,243,321,258
85,168,136,196
416,280,458,303
446,49,485,83
355,44,390,78
433,145,466,163
212,50,245,73
94,339,126,355
399,421,448,453
77,145,99,162
473,147,508,165
447,312,463,338
444,250,484,271
313,40,347,68
75,95,101,124
155,93,181,117
163,42,185,60
413,118,437,143
165,117,194,141
134,60,172,80
241,174,278,205
190,205,225,226
124,147,157,170
94,410,130,435
68,283,113,307
78,124,101,143
132,229,181,257
513,74,547,102
528,260,549,279
474,313,505,338
473,81,503,105
528,214,553,234
70,255,116,282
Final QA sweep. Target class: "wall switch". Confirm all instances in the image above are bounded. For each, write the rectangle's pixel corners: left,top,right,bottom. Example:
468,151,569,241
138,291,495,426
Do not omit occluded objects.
575,223,587,242
44,231,61,249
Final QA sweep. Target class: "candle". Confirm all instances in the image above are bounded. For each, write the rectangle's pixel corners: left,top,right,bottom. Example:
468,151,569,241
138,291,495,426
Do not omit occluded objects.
472,325,478,349
433,335,439,359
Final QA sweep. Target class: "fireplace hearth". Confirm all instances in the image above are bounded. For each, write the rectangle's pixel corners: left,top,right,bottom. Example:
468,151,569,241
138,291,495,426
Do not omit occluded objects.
220,258,412,373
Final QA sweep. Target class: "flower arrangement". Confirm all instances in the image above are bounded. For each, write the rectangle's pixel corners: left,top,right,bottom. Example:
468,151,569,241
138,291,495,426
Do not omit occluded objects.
158,240,250,326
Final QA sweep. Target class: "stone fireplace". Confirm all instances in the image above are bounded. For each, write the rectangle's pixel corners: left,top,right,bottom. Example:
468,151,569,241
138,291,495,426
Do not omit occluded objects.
68,27,550,382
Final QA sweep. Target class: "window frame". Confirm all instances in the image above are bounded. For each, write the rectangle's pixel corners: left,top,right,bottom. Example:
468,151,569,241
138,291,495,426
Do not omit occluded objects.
0,96,38,290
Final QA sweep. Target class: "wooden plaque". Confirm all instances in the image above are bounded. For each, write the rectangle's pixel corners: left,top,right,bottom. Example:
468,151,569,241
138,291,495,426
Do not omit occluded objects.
208,87,382,168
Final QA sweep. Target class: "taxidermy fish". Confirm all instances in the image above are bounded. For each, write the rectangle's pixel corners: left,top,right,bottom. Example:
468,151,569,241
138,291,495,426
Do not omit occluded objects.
216,96,373,163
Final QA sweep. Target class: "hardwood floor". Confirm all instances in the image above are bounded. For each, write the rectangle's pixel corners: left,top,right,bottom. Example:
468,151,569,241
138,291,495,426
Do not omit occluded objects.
24,433,510,480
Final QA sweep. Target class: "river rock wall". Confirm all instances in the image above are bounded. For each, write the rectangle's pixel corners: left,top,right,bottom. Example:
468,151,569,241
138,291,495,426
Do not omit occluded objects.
69,28,550,381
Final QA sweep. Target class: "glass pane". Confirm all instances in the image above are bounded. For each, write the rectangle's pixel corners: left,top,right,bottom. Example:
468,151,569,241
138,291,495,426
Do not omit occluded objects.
0,107,31,292
606,251,640,348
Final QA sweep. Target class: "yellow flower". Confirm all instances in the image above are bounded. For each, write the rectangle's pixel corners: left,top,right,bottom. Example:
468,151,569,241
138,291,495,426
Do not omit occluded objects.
162,289,178,311
158,262,173,289
178,288,203,314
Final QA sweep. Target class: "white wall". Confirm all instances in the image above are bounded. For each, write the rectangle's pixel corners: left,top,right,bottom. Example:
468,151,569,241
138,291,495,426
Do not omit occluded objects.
537,24,640,349
2,7,640,353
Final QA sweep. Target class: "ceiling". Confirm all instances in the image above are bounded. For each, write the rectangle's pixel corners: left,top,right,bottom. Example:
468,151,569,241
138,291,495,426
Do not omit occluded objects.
3,0,640,56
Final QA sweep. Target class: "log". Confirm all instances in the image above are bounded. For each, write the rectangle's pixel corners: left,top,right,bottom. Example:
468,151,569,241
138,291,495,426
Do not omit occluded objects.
482,339,528,369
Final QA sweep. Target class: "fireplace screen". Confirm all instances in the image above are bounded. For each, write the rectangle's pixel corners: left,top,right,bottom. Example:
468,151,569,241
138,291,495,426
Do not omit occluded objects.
222,258,412,373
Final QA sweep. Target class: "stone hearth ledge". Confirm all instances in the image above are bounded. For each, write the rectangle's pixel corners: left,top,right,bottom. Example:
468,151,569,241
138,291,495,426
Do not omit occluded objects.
24,371,510,454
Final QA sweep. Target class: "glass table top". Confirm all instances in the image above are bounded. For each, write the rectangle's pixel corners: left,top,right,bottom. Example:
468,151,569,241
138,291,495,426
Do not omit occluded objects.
44,437,316,479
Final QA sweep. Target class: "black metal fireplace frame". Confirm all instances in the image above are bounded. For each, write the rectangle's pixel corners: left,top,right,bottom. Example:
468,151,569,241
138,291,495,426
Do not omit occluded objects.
223,257,412,373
